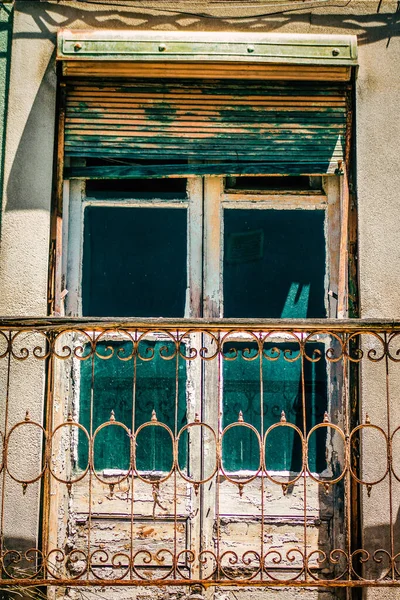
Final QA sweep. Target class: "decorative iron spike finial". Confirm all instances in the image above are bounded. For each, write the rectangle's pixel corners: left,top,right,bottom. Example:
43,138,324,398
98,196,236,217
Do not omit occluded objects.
110,410,115,422
323,411,329,423
151,409,157,422
194,413,200,423
280,411,286,423
238,411,244,422
25,410,30,422
365,414,371,424
67,412,73,422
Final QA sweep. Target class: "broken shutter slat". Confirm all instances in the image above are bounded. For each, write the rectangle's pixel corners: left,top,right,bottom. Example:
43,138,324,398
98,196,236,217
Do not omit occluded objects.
65,161,339,180
64,79,348,176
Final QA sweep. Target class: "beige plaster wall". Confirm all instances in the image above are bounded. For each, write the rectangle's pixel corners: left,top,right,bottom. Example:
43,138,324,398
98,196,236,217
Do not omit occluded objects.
356,36,400,317
356,31,400,600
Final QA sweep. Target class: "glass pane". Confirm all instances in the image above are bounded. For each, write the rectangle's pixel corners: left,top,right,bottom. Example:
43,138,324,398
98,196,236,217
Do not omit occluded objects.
222,342,327,472
225,176,322,192
82,206,187,317
86,178,187,200
134,339,187,472
223,209,326,318
79,340,187,472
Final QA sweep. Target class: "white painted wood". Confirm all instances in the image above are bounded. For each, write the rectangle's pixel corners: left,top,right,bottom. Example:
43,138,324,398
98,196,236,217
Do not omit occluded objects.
65,179,84,316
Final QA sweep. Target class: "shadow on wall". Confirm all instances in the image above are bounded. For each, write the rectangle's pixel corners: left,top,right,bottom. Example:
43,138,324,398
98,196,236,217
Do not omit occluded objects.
1,536,38,580
361,502,400,581
13,0,400,46
5,51,56,212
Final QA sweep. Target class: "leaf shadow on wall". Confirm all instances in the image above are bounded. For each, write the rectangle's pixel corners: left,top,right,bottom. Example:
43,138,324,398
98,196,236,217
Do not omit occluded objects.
13,1,400,46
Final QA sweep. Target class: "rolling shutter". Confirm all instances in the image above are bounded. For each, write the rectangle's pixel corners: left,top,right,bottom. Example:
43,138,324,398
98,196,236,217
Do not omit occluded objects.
64,78,349,178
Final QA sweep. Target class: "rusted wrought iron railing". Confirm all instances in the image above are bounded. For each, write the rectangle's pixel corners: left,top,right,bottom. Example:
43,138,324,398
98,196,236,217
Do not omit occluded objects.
0,318,400,589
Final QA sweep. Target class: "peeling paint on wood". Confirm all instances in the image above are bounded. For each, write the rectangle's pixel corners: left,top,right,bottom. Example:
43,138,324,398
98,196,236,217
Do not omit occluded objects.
63,80,347,176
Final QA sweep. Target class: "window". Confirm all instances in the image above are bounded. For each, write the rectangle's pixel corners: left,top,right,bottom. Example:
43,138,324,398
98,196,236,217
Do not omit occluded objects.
63,172,340,468
65,174,340,319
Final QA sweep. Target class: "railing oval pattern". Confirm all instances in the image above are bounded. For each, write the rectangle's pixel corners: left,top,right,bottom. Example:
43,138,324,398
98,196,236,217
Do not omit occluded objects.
0,321,400,587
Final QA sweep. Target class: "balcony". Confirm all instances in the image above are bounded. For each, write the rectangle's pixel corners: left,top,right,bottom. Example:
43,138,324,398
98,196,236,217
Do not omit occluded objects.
0,317,399,590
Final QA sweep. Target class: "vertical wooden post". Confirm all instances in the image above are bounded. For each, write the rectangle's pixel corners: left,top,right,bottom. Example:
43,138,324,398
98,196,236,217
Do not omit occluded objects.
48,81,66,317
43,78,66,589
337,162,349,319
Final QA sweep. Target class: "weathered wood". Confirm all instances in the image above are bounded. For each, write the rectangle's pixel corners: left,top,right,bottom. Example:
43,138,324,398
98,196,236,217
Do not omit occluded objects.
63,61,352,81
223,192,326,206
1,317,400,332
65,163,339,180
63,80,347,175
337,165,350,318
187,178,203,319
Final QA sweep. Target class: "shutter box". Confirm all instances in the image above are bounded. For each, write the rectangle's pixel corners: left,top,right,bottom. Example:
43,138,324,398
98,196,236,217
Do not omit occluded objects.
58,30,357,82
58,31,356,179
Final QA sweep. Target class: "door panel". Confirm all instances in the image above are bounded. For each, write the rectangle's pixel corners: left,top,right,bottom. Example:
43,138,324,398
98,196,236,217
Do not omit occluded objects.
59,173,339,581
201,176,335,580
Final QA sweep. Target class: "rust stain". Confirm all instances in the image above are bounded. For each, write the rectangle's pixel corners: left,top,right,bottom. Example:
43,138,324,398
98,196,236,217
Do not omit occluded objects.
139,527,156,539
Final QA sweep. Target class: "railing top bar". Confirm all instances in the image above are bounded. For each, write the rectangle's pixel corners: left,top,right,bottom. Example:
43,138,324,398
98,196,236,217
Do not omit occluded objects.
1,317,400,332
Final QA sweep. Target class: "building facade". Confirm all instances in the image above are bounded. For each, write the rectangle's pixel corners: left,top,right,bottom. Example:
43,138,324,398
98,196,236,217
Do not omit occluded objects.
0,1,399,599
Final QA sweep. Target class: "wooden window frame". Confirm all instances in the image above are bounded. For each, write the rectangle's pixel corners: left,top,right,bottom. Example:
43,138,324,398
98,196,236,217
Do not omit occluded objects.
62,173,342,320
61,171,344,478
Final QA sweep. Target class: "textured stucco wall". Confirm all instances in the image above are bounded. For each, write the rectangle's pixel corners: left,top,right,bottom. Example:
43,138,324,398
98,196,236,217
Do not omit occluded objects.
356,29,400,600
0,2,398,599
0,3,55,316
356,37,400,317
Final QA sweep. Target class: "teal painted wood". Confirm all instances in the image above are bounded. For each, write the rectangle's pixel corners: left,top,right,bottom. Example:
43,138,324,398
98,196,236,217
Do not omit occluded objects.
78,339,325,474
64,79,347,176
222,342,327,473
79,340,187,472
65,162,340,180
65,162,337,180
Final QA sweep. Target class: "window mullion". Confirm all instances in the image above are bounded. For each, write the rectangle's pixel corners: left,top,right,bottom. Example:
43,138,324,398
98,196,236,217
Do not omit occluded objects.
203,177,223,319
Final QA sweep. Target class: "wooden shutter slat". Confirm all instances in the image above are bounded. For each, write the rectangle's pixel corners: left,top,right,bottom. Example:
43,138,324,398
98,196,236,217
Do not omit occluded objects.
64,79,348,175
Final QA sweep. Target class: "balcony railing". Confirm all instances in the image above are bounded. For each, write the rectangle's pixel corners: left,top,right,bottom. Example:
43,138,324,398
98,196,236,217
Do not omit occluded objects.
0,318,400,589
